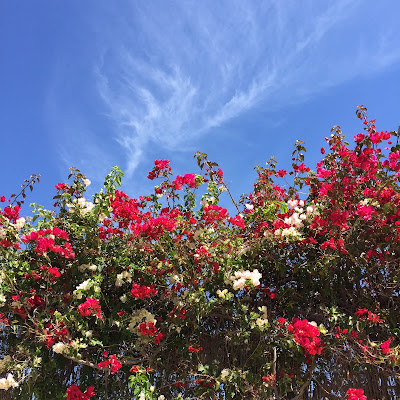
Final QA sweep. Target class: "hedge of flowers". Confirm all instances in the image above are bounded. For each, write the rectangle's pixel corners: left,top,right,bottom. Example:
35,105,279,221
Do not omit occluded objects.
0,106,399,399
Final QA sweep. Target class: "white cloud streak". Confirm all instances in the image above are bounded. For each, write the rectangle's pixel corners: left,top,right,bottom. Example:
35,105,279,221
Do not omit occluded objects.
75,0,400,177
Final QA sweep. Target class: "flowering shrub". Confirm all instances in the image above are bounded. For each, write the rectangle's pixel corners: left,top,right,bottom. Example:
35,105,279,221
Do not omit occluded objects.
0,106,399,399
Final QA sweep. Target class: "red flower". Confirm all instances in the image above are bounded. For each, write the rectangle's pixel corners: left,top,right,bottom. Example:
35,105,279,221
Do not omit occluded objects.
287,319,323,355
77,298,103,320
354,133,365,143
131,283,158,299
276,170,287,177
346,388,367,400
55,183,68,191
381,339,392,355
188,346,203,353
66,385,95,400
97,353,122,374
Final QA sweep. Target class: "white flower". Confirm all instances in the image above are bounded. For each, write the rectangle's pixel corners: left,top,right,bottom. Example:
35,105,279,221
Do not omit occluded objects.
220,368,230,381
150,386,155,392
306,205,316,214
75,279,91,292
84,330,93,338
14,217,25,231
158,396,165,400
120,294,128,303
0,373,18,390
256,318,268,329
0,295,6,307
81,202,94,215
115,271,132,287
77,197,86,207
216,289,228,299
245,203,254,210
128,310,156,333
52,342,67,354
82,178,91,187
139,392,145,400
288,199,299,209
87,264,97,272
230,269,262,290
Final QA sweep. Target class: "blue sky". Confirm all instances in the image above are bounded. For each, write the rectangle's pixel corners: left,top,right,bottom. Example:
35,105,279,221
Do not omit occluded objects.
1,1,400,210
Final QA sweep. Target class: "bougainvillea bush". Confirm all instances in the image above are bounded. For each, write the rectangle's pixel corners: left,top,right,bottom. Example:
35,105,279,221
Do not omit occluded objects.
0,106,400,399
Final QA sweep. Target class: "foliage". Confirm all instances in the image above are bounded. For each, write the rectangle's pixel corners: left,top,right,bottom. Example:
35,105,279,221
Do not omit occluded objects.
0,107,400,399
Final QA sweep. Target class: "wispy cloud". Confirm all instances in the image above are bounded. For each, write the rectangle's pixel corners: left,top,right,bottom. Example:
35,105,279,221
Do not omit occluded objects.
51,0,400,179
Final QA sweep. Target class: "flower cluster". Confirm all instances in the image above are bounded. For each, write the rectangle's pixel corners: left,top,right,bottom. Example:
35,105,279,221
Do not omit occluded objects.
355,308,383,324
131,283,158,299
97,352,122,374
230,269,262,290
77,297,103,320
172,173,198,190
66,385,95,400
287,319,323,356
21,227,74,258
147,160,171,180
346,388,367,400
0,374,18,390
128,309,156,333
138,321,165,344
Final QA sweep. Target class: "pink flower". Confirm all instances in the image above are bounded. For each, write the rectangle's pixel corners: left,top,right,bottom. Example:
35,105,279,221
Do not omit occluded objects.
77,298,103,320
346,388,367,400
381,339,392,354
66,385,95,400
287,319,323,355
354,133,365,143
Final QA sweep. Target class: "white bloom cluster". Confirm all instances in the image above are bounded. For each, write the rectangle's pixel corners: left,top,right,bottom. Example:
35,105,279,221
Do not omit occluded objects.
52,342,68,354
74,279,100,299
230,269,262,290
274,200,316,240
128,309,156,333
13,217,25,231
120,294,128,303
78,264,97,272
115,271,132,287
0,373,18,390
67,197,94,215
220,368,231,382
216,289,228,299
359,198,380,207
200,196,216,206
255,306,269,331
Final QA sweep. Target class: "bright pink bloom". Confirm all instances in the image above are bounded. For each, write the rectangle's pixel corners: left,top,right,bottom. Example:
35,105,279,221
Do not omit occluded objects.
77,298,103,320
287,319,323,355
97,353,122,374
131,283,158,299
381,339,392,354
66,385,95,400
346,388,367,400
